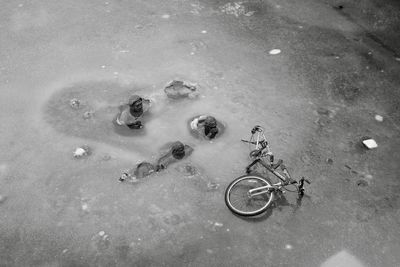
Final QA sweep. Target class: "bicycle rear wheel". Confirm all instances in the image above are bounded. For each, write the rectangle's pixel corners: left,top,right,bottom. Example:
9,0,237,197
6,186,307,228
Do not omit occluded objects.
225,175,275,216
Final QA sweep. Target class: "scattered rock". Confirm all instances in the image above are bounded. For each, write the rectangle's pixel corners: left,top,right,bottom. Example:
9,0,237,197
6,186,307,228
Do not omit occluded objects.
73,145,91,158
81,203,89,211
374,114,383,122
269,49,281,55
164,80,198,99
69,98,81,109
362,138,378,149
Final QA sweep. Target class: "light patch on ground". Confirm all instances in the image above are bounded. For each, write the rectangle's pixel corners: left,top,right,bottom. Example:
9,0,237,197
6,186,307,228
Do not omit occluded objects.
321,250,366,267
10,7,51,31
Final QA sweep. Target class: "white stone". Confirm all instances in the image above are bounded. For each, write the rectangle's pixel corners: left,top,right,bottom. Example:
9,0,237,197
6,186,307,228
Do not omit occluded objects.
285,244,293,250
201,30,207,34
269,49,281,55
161,14,170,19
99,231,105,236
362,139,378,149
74,147,87,158
374,115,383,122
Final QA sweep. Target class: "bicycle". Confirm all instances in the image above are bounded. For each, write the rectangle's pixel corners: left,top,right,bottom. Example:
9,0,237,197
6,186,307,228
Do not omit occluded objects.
224,126,310,216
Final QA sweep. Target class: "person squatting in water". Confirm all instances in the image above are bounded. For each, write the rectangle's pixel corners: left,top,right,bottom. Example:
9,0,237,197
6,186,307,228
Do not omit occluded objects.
119,141,193,182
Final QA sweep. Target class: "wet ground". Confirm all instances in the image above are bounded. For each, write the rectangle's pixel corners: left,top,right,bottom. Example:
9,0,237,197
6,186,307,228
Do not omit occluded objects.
0,0,400,266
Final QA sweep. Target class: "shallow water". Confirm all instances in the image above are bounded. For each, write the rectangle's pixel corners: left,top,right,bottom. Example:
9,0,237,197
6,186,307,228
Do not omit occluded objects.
1,0,400,266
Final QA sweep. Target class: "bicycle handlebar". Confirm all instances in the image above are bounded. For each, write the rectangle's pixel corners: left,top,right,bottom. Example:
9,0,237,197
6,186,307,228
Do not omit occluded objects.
241,139,257,144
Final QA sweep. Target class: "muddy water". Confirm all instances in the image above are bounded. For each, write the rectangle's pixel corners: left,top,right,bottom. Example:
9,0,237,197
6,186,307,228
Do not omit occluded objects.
1,0,400,266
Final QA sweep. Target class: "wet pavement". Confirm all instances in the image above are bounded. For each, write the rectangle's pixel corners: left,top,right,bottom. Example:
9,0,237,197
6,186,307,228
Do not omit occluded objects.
0,0,400,266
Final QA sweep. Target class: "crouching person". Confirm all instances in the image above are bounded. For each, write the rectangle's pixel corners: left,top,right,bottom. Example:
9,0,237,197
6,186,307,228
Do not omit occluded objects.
156,141,193,171
119,141,193,182
190,115,221,140
116,95,151,129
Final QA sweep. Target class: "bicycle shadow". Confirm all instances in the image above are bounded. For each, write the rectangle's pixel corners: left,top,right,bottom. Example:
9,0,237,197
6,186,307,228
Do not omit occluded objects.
234,193,311,222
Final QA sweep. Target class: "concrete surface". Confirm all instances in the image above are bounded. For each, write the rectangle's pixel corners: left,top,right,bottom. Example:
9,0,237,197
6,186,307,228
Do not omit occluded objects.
0,0,399,266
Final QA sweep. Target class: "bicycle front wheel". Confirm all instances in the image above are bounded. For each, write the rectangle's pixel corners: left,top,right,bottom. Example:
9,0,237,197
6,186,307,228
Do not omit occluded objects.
225,175,275,216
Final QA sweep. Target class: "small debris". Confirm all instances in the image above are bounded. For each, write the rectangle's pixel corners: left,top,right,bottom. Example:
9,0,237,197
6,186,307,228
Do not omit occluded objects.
374,115,383,122
73,145,90,158
326,158,333,164
83,110,94,119
362,139,378,149
356,179,368,187
101,65,106,69
207,181,220,191
269,49,281,55
201,30,207,34
99,231,105,236
395,57,400,62
135,24,144,29
69,98,81,109
206,249,213,254
161,14,170,19
62,249,68,254
214,222,223,227
81,203,89,211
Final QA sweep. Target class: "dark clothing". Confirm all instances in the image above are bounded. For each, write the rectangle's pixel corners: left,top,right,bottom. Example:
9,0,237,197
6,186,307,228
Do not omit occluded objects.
157,142,193,170
205,125,218,139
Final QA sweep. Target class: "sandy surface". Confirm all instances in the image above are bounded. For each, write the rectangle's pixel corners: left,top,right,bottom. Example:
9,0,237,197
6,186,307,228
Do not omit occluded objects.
0,0,399,266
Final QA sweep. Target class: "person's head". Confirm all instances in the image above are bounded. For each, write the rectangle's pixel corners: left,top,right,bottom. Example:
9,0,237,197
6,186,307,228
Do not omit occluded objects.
128,95,143,113
171,141,185,159
204,116,217,128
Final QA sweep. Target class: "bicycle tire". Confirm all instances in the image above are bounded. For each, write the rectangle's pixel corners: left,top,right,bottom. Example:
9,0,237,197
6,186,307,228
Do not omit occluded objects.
225,174,275,216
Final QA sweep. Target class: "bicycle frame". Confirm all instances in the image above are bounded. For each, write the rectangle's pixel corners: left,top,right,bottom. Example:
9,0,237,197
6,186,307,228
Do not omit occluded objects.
248,166,294,197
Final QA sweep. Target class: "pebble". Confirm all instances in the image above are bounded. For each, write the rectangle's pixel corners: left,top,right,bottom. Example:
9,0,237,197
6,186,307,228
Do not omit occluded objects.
374,115,383,122
362,139,378,149
214,222,223,227
201,30,207,34
74,147,88,158
285,244,293,250
69,98,80,109
99,231,105,236
269,49,281,55
81,203,88,211
161,14,170,19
